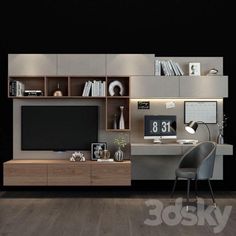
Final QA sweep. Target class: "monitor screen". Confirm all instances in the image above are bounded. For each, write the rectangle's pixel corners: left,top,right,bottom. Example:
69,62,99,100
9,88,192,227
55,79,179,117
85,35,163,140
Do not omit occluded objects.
144,115,177,141
21,106,98,151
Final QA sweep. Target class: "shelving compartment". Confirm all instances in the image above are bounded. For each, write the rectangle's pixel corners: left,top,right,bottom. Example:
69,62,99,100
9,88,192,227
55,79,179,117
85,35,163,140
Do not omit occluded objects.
107,77,130,97
46,76,69,97
8,76,45,97
70,76,106,97
106,98,130,131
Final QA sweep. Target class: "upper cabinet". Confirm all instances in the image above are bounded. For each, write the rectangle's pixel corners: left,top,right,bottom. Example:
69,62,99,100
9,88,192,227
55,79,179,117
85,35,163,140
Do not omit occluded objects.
106,54,155,76
57,54,106,76
8,54,57,76
131,76,179,98
179,76,228,98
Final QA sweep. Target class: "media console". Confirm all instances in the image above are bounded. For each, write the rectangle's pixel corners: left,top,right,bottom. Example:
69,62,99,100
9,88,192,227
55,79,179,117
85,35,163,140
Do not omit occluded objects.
4,160,131,186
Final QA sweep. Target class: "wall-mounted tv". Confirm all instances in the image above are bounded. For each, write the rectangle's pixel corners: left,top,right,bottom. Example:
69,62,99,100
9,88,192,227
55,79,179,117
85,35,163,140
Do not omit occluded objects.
21,106,98,151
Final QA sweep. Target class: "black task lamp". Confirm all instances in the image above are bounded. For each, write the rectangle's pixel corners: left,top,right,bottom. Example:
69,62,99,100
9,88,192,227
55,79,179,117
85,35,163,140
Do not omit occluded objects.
185,121,211,141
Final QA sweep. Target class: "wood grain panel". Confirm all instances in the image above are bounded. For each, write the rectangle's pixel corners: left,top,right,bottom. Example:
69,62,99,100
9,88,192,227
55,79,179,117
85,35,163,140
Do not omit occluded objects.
91,162,131,186
48,164,90,186
4,163,47,186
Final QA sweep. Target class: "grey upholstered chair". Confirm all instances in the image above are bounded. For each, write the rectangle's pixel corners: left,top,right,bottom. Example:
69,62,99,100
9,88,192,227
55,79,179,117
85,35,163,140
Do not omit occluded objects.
171,141,217,210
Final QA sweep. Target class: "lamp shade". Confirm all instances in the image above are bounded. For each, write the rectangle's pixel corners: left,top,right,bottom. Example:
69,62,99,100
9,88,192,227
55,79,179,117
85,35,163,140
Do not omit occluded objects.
185,121,198,134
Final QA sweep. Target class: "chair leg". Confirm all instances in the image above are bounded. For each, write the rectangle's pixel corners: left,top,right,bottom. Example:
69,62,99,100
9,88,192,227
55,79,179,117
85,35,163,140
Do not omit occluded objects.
171,176,178,198
186,178,190,211
208,179,216,207
195,177,198,198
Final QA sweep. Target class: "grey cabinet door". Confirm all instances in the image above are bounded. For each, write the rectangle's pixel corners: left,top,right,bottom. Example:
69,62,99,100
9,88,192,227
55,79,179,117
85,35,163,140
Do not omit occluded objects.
107,54,155,76
130,76,179,98
8,54,57,76
179,76,228,98
57,54,106,75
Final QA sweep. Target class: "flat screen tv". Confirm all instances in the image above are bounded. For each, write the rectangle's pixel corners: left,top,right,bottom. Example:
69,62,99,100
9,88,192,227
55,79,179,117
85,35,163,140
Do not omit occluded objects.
21,106,98,151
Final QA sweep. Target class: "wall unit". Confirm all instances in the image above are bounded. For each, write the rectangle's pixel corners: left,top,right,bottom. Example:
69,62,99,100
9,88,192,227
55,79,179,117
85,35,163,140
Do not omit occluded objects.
6,54,232,183
4,160,131,186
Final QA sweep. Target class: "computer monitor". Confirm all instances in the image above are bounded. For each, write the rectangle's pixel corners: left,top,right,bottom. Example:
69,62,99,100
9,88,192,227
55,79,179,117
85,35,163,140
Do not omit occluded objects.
144,115,177,143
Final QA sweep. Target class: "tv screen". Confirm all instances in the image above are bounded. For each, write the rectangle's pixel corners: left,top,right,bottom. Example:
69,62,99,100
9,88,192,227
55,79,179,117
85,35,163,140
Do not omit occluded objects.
21,106,98,151
144,115,177,140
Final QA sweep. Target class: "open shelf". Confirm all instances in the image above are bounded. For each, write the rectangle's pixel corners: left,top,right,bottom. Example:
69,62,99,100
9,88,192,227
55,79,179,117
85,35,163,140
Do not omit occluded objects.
107,77,130,97
46,76,69,97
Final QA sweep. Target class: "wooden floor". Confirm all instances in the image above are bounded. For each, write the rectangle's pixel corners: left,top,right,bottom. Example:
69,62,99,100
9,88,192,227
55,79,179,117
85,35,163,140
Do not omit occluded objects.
0,191,236,236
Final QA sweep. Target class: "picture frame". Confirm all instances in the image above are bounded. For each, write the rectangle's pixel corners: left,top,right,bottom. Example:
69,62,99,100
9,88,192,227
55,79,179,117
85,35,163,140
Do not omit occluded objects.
184,101,217,124
189,62,201,76
91,142,107,160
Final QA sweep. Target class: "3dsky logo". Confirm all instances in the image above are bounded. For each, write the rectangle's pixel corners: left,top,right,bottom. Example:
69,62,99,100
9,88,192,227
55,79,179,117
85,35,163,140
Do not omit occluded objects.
144,198,232,233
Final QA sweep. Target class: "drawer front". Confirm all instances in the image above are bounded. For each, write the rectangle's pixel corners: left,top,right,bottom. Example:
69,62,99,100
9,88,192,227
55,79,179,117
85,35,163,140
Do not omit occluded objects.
4,164,47,186
91,163,131,186
48,164,90,186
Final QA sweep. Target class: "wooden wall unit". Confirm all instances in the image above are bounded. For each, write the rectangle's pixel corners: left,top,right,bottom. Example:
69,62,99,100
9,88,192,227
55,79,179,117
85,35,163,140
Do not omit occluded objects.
4,160,131,186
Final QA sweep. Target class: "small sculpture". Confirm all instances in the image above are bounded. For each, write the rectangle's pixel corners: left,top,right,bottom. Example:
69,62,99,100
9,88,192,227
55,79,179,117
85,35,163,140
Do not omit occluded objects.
69,151,86,162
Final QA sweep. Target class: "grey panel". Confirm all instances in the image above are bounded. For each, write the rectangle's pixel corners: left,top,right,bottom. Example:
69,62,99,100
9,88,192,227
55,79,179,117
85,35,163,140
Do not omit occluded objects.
179,76,228,98
156,57,223,76
130,76,179,98
57,54,106,76
131,144,182,155
107,54,155,76
8,54,57,76
131,155,223,180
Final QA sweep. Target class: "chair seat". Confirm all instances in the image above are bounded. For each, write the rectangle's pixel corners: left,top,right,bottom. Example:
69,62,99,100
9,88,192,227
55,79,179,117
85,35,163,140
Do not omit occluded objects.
175,168,197,179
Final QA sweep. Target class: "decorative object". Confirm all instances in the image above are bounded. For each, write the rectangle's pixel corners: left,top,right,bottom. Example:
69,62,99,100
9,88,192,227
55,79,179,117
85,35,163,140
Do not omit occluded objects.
99,149,111,160
113,114,118,129
189,62,201,76
216,115,228,144
108,80,124,96
185,120,211,141
69,151,86,162
113,134,128,162
207,68,219,76
53,83,63,96
91,142,107,160
119,106,125,129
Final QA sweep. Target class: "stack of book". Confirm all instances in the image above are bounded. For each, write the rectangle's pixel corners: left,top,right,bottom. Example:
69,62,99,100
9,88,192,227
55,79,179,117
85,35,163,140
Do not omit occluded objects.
9,80,25,96
155,59,184,76
82,80,106,97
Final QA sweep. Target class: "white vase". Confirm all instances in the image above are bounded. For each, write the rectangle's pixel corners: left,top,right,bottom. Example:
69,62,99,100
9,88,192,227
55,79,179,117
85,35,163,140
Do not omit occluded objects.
119,106,125,129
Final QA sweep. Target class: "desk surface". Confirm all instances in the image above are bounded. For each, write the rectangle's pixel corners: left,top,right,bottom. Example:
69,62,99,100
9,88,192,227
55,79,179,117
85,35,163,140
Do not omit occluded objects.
131,143,233,156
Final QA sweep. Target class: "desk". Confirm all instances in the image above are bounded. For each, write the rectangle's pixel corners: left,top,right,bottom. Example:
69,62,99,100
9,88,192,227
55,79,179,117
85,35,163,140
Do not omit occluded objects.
131,143,233,180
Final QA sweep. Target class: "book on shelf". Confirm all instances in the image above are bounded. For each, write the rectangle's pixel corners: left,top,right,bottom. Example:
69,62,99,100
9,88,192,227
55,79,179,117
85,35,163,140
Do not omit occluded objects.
155,59,184,76
82,80,105,97
9,80,25,96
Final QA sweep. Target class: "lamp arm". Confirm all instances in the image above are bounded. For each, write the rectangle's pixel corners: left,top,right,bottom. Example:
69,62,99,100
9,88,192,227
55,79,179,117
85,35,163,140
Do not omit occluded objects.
197,121,211,141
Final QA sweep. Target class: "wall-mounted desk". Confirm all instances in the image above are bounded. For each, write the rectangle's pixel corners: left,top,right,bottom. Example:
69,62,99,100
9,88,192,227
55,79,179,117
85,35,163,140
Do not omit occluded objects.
131,143,233,180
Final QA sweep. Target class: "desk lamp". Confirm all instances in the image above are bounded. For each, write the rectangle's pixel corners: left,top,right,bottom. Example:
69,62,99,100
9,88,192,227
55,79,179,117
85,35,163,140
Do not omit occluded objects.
185,121,211,141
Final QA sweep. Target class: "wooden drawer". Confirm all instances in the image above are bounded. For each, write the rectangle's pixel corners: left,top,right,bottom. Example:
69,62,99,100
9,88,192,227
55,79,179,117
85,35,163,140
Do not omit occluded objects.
91,162,131,186
47,163,91,186
4,163,47,186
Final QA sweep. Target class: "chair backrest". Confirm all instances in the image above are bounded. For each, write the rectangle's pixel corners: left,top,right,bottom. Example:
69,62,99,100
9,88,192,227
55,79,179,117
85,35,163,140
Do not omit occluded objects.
179,141,217,179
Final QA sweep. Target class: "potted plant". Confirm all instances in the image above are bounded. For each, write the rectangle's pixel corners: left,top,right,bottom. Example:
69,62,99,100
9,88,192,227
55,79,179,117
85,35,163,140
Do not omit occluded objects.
113,134,127,162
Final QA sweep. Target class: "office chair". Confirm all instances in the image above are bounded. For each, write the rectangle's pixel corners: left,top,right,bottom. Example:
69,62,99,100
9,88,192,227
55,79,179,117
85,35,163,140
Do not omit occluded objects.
171,141,217,210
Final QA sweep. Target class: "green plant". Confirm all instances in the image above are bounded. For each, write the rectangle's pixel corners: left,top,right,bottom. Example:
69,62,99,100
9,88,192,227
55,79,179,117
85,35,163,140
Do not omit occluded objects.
114,134,127,148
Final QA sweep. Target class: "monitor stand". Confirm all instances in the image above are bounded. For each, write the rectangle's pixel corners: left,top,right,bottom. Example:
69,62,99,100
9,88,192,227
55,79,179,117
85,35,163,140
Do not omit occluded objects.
153,138,162,144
